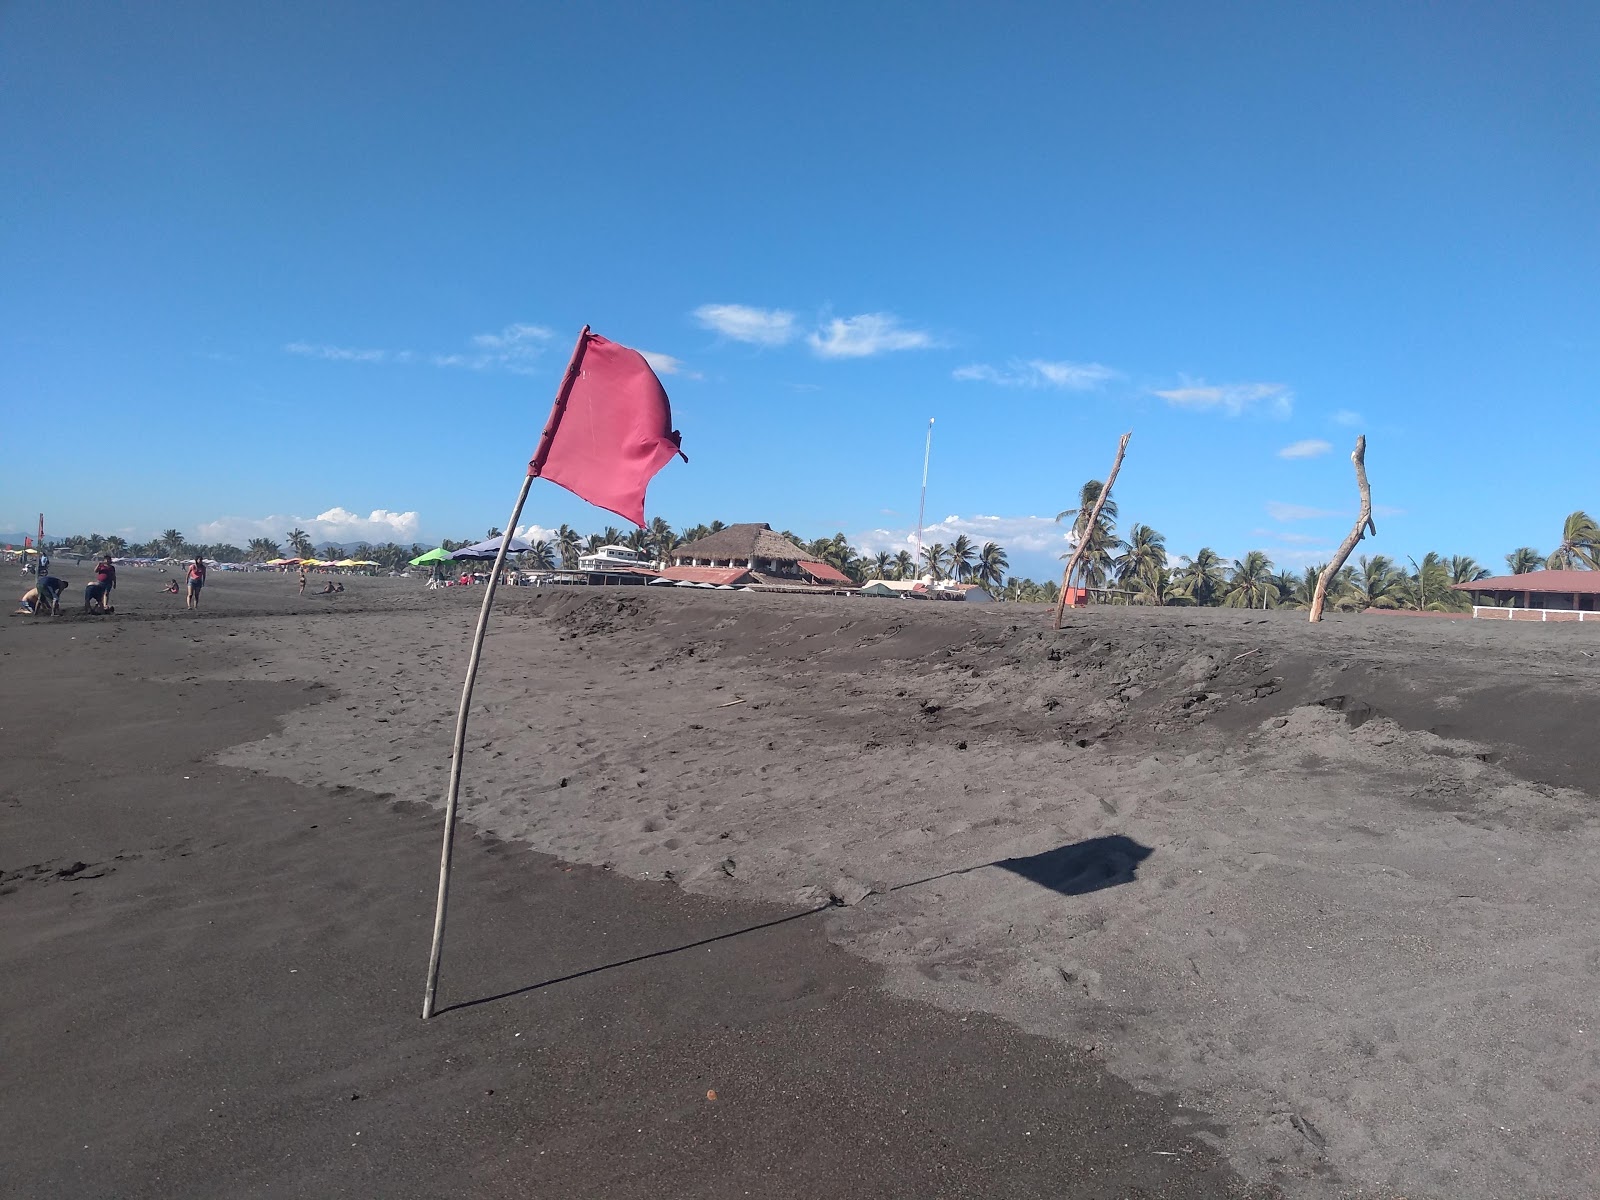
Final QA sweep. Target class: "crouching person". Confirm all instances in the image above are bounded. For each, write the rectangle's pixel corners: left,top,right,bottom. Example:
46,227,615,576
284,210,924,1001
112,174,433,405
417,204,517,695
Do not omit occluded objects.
84,579,113,614
22,576,69,615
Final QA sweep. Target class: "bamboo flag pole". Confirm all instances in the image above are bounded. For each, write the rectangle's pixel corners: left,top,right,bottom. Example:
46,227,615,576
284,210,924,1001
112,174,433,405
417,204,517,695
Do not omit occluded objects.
421,326,591,1021
1308,435,1374,623
1052,432,1131,630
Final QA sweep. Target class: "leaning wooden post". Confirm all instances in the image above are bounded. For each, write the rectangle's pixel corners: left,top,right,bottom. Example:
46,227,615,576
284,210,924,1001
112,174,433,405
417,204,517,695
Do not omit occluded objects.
421,326,591,1020
1308,435,1374,623
1052,432,1131,629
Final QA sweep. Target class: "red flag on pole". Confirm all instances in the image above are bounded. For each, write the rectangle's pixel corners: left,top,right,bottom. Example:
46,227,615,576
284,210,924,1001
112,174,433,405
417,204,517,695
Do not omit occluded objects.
529,329,685,528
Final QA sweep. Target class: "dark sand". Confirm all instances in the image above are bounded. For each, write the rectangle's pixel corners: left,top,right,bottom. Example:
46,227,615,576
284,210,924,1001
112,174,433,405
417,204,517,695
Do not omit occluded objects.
3,571,1254,1199
7,569,1600,1196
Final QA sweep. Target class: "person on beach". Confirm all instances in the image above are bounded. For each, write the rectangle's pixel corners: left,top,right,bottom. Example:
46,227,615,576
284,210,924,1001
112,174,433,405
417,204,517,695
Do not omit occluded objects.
163,578,180,594
21,576,68,615
95,555,116,605
84,579,112,613
186,557,207,609
298,568,307,595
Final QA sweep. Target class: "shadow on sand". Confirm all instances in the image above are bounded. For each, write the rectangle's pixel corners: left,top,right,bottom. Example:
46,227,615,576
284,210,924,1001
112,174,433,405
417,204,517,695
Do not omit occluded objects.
991,834,1154,896
441,836,1154,1015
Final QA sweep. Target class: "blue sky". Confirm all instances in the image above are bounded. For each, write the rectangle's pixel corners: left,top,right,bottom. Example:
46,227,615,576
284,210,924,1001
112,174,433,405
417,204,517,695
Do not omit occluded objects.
4,2,1596,579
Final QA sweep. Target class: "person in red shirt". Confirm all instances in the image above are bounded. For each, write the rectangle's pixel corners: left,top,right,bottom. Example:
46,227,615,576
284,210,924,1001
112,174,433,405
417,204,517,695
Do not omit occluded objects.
95,556,116,605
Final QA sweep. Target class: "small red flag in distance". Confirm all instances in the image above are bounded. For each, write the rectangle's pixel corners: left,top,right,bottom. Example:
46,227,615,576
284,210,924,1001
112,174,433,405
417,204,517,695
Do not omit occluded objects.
530,331,685,528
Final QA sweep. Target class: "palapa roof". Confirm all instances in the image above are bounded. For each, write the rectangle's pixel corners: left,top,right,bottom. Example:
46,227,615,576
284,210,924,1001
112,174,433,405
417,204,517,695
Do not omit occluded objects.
672,523,812,563
1451,570,1600,595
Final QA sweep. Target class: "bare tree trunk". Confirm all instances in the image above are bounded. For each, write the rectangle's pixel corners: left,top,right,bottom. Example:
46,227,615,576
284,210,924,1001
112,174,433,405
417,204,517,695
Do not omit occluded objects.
1309,435,1375,623
1053,432,1132,630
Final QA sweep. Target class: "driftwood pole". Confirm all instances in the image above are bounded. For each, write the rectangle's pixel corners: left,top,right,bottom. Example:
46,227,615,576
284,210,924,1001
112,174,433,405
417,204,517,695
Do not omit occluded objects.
421,327,591,1020
1053,432,1131,629
1308,435,1374,623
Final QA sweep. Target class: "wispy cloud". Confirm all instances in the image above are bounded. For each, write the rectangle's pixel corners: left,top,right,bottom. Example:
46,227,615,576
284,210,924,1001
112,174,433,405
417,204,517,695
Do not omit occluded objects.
693,303,796,346
639,350,702,380
1154,377,1293,417
1332,409,1364,427
1266,501,1341,521
196,507,421,547
1252,528,1324,544
953,359,1119,390
808,313,935,359
285,323,554,374
1278,438,1332,459
854,514,1073,557
285,342,398,365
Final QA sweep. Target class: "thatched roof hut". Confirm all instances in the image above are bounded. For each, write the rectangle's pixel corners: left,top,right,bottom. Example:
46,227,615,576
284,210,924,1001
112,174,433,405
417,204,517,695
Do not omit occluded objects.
671,523,854,589
671,523,811,567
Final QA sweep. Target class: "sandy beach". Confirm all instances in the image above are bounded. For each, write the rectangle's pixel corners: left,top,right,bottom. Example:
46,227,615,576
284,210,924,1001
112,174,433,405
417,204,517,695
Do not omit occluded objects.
6,570,1599,1197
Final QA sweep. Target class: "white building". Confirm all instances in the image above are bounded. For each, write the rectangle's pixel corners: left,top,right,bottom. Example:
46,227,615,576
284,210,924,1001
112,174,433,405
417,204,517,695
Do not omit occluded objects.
577,543,651,572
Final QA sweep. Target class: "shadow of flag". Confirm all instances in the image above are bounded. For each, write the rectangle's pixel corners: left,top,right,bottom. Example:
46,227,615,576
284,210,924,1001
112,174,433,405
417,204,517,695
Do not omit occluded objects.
995,835,1154,897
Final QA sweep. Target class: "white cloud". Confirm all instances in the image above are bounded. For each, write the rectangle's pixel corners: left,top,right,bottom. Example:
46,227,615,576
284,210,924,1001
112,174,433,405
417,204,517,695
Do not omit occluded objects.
638,350,702,380
854,514,1073,557
287,324,554,375
472,323,553,351
1251,528,1323,544
693,303,796,346
1266,501,1341,522
285,342,395,364
1154,377,1293,417
195,507,421,547
1278,438,1332,459
953,359,1119,390
808,313,934,359
514,523,559,544
1332,410,1364,427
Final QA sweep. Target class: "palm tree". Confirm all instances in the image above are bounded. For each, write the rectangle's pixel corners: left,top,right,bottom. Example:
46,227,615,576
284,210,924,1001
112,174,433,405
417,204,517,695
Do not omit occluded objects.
102,535,127,558
948,534,975,582
1546,511,1600,570
1505,546,1543,576
1351,554,1400,608
528,540,556,570
1131,564,1178,606
486,527,502,539
625,528,650,554
870,551,892,580
1113,524,1167,592
1221,551,1277,608
893,549,915,581
285,528,313,558
557,525,581,569
1449,556,1489,586
602,525,624,547
976,542,1009,592
162,529,186,557
1056,480,1122,591
1401,552,1453,611
921,543,948,581
1173,548,1226,606
247,537,282,562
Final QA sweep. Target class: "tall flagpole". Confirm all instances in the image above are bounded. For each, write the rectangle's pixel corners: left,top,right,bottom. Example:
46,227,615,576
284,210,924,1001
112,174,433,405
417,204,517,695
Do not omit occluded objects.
913,418,933,577
422,326,591,1020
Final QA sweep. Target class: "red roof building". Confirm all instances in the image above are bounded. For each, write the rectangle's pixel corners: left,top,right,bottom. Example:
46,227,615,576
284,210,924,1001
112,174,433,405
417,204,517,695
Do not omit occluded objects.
1452,570,1600,621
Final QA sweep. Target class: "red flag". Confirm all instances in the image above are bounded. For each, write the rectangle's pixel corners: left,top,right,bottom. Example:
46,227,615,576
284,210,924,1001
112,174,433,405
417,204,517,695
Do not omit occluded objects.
530,329,685,528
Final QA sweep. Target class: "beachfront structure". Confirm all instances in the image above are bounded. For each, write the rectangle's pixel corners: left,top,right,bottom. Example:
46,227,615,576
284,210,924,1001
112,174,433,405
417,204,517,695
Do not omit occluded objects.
668,523,854,589
578,543,652,573
1451,570,1600,621
859,579,930,599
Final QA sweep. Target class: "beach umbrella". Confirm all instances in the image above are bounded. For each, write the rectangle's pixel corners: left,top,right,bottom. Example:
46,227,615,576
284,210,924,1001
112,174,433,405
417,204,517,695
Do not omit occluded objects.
453,534,535,560
409,547,454,566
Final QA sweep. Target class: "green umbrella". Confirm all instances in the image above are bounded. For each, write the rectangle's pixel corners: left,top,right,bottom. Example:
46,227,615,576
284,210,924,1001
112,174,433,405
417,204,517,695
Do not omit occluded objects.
409,547,455,566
